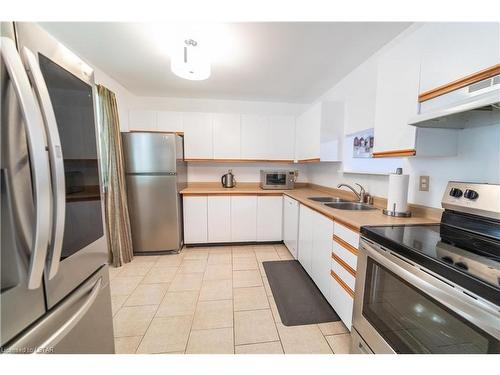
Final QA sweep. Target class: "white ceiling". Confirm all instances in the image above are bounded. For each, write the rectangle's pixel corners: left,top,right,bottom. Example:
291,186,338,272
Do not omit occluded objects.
40,22,410,103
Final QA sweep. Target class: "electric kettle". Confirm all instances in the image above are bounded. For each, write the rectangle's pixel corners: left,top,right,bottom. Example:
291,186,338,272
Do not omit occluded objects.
221,169,236,188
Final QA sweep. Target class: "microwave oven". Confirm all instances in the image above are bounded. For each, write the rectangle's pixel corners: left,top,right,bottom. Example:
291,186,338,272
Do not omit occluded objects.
260,170,296,190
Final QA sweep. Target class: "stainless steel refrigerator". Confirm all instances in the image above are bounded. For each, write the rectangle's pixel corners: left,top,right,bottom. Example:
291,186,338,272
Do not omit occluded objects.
122,132,187,254
1,22,114,353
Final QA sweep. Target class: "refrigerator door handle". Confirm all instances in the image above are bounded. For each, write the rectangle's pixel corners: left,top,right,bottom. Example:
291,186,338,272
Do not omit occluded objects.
1,37,51,290
22,46,66,279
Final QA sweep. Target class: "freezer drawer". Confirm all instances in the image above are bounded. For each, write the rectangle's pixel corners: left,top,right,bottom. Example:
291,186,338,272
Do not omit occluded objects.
3,266,114,354
126,174,182,253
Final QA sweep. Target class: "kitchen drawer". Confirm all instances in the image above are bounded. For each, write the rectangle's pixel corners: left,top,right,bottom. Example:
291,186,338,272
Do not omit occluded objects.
332,240,357,270
333,222,360,249
331,256,356,291
330,270,354,330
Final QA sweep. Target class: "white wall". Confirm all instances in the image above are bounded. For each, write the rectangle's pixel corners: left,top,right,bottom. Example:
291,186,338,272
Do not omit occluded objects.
188,162,309,183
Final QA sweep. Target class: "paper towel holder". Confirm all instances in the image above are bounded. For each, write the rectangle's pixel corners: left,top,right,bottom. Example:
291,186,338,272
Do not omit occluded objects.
383,168,412,217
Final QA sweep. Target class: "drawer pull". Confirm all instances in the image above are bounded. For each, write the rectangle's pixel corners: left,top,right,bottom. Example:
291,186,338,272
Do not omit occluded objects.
330,270,354,298
333,235,358,255
331,253,356,278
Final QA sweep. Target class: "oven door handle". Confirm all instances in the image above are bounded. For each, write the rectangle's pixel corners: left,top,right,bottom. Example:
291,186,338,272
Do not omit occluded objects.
1,36,51,290
360,240,500,339
22,46,66,280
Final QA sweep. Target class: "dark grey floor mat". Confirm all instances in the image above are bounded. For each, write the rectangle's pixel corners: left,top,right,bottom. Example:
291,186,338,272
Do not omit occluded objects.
263,260,340,326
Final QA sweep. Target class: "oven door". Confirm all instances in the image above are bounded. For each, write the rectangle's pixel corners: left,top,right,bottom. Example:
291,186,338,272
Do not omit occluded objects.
15,23,108,308
353,238,500,354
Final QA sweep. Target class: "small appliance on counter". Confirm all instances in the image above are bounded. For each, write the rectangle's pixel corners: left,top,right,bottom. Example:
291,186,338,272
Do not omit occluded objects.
383,167,411,217
260,170,296,190
221,169,236,188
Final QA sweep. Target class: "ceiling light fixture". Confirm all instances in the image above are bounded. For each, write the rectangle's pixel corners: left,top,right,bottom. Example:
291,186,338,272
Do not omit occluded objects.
171,38,211,81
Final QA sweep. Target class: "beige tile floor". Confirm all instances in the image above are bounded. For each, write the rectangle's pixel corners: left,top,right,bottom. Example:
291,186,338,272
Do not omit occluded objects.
109,244,352,354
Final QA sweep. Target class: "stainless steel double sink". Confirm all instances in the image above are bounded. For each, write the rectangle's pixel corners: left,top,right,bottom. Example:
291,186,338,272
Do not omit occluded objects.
308,197,376,211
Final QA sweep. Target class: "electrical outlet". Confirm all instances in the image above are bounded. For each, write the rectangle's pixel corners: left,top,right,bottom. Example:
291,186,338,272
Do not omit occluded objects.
419,176,430,192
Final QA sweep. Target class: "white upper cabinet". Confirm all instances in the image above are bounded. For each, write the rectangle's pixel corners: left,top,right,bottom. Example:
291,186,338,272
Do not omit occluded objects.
342,60,379,136
419,22,500,94
212,113,241,159
267,115,295,160
373,25,459,157
129,110,183,132
373,30,423,154
240,115,269,160
157,111,183,132
183,112,214,159
295,102,343,162
129,110,157,131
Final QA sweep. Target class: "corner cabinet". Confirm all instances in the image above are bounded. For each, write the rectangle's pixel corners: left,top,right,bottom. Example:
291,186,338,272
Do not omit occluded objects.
373,25,458,158
295,102,343,162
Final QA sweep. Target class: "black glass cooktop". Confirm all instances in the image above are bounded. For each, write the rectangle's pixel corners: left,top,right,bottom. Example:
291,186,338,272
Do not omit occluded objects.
361,218,500,306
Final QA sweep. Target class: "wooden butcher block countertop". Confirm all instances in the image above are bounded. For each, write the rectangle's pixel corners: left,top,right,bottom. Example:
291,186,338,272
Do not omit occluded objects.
180,182,441,232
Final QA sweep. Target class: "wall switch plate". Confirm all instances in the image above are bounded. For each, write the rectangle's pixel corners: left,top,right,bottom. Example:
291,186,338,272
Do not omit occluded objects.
419,176,430,191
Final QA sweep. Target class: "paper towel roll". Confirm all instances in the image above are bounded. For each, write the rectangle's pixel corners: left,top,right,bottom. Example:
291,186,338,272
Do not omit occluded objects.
386,172,409,214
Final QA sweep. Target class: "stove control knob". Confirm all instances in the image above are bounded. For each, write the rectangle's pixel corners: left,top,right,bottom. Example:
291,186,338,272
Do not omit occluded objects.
464,189,479,200
449,188,463,198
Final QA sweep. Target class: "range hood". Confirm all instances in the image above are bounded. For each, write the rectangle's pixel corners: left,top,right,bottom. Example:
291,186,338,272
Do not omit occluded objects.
409,73,500,129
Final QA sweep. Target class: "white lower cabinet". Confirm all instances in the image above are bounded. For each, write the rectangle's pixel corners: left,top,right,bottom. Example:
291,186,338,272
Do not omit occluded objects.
183,194,284,244
231,196,257,242
283,196,299,258
298,205,314,275
311,213,334,303
297,204,334,304
207,196,231,243
256,196,283,241
183,196,208,244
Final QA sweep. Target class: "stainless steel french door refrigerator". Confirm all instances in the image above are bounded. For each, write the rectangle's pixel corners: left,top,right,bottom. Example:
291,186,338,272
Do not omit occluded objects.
1,22,114,353
122,132,187,254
